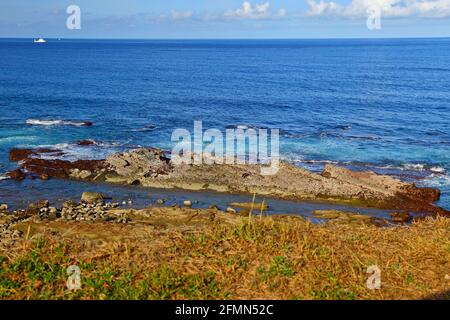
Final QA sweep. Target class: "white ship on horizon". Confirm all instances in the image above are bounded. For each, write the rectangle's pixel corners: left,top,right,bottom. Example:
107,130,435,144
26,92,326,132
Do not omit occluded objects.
33,38,47,43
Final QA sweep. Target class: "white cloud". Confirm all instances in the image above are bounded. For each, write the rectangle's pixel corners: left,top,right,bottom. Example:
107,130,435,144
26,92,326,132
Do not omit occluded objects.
225,1,287,19
306,0,450,18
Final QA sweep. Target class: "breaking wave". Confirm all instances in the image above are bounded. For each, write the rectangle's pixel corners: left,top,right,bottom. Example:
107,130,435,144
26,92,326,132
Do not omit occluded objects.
26,119,93,127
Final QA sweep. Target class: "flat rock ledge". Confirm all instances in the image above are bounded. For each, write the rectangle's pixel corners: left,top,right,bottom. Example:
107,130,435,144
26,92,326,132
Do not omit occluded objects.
8,147,449,217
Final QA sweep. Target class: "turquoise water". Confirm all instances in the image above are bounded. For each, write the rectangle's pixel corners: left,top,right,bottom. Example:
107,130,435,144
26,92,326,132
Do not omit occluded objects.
0,38,449,209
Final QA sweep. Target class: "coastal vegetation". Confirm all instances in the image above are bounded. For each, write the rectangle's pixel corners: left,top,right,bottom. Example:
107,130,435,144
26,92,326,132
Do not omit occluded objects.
0,204,448,300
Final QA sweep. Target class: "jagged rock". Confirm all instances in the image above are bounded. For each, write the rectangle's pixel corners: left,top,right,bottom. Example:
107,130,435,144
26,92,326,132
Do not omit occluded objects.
0,204,8,211
40,174,49,180
156,199,165,205
7,147,450,217
106,148,172,178
81,192,104,204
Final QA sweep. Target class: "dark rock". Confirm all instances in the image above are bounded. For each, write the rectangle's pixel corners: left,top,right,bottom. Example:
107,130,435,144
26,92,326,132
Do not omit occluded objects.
20,158,106,180
9,148,62,162
77,139,96,146
391,212,412,223
27,200,50,216
7,169,26,181
9,148,34,162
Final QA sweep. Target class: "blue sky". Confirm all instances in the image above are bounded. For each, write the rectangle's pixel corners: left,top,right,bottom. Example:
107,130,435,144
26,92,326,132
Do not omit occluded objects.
1,0,450,38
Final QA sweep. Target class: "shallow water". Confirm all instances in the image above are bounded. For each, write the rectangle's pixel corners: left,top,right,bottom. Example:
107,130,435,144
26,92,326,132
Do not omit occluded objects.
0,38,449,209
0,178,395,222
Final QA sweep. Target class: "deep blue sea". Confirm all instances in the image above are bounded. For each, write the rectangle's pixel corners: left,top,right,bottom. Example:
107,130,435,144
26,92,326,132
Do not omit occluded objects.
1,38,449,212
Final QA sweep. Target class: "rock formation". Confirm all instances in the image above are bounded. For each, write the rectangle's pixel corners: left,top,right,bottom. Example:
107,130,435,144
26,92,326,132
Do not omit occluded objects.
8,147,450,217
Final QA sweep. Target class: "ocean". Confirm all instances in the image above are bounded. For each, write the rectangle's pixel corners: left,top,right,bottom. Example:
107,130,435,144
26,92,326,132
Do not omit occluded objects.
1,38,449,212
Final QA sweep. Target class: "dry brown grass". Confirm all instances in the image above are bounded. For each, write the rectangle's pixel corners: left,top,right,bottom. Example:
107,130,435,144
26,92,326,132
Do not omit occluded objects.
1,208,449,300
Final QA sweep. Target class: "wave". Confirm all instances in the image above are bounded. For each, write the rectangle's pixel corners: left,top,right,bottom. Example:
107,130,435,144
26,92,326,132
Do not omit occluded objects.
285,155,447,177
34,140,131,161
0,175,9,181
26,119,93,127
422,173,450,188
0,136,39,144
280,130,382,141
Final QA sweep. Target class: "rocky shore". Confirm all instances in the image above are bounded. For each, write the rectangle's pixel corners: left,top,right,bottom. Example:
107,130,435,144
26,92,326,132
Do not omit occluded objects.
0,195,449,300
7,146,450,218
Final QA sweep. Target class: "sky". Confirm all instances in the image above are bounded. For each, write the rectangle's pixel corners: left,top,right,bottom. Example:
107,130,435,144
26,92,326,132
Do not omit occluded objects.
1,0,450,39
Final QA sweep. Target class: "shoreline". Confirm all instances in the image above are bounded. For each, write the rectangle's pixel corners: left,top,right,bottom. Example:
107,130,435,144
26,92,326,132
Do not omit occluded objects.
5,146,450,218
1,196,448,300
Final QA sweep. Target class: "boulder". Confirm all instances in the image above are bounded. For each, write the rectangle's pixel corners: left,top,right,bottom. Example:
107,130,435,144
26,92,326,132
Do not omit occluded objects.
81,192,104,204
27,200,50,215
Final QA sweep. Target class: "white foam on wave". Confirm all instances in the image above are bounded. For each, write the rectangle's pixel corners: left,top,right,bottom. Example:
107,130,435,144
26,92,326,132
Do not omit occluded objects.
0,175,9,181
402,163,426,171
430,166,446,174
26,119,92,127
35,140,130,161
423,173,450,188
284,154,448,177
